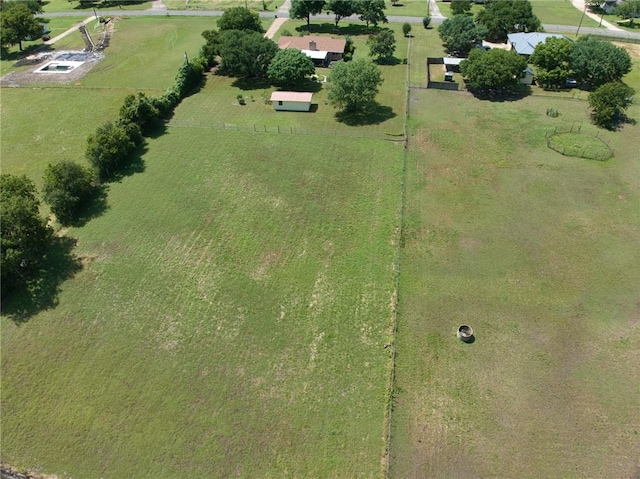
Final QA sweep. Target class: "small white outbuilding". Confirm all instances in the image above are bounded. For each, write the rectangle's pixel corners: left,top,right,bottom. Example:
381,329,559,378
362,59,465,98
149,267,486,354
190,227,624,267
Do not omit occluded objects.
270,91,313,112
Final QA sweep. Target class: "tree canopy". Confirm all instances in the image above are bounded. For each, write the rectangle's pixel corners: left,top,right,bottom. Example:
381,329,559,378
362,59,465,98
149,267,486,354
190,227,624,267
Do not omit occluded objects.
588,81,635,129
42,161,96,225
217,6,264,33
1,174,52,298
451,0,472,15
476,0,541,42
529,36,574,89
354,0,387,27
218,30,278,79
0,2,43,52
438,14,488,56
460,48,527,94
267,48,315,87
367,28,396,61
571,36,632,88
290,0,326,26
327,58,383,111
326,0,355,27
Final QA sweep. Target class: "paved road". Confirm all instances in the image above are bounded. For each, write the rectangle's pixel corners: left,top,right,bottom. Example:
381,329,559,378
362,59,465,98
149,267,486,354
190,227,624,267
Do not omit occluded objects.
39,9,640,41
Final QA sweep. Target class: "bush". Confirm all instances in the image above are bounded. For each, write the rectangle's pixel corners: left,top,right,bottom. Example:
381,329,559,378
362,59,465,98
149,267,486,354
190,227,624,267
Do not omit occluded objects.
119,92,161,135
42,161,96,225
422,15,432,29
86,121,138,181
402,22,412,37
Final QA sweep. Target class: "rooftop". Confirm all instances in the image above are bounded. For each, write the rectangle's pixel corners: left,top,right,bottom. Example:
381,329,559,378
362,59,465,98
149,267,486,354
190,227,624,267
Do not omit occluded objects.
270,91,313,103
278,35,347,54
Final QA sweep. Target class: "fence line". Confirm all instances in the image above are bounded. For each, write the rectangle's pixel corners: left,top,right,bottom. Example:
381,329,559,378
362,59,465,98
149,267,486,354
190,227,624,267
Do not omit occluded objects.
545,123,614,160
168,120,405,141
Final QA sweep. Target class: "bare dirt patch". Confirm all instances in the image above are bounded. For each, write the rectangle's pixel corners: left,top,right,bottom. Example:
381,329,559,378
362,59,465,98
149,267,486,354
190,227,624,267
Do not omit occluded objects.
613,42,640,59
0,51,104,87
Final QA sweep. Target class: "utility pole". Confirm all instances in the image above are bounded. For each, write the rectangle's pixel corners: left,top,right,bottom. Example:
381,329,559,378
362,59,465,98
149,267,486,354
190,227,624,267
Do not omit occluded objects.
576,5,587,36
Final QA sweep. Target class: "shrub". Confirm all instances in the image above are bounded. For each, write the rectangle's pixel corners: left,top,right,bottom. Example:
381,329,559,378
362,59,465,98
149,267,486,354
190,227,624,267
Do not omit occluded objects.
86,121,137,181
422,15,432,29
402,22,412,37
119,92,161,135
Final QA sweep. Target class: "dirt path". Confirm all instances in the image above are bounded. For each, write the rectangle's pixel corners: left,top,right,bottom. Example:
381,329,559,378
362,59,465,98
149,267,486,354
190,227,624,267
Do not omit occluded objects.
264,0,290,39
568,0,623,31
44,15,96,46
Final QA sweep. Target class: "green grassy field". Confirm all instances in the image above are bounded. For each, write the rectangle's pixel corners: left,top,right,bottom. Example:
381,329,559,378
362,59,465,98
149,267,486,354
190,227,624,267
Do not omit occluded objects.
0,14,406,478
163,0,282,10
389,87,640,477
2,9,640,478
530,0,600,27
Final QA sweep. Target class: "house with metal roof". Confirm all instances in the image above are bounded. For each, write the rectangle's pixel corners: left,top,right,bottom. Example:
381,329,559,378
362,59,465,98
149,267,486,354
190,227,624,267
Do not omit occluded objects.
507,32,566,56
277,36,347,67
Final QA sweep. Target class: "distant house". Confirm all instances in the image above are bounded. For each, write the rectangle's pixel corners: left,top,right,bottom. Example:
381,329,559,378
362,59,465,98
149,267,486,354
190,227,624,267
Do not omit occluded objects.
277,35,347,67
507,32,566,56
586,0,622,13
270,91,313,112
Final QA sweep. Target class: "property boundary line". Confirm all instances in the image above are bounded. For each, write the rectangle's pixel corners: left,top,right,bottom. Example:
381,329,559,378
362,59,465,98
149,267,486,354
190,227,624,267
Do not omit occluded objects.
383,35,411,479
168,120,405,141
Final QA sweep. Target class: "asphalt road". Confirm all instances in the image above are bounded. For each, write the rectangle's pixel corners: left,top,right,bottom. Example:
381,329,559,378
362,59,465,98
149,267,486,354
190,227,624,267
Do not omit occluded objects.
39,9,640,41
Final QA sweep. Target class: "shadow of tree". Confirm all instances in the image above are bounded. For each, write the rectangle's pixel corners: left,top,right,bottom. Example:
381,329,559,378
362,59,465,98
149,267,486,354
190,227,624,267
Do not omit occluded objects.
296,22,374,36
65,185,110,228
2,236,83,325
375,56,402,66
230,76,272,91
335,102,396,125
469,85,532,102
2,44,52,64
106,144,147,183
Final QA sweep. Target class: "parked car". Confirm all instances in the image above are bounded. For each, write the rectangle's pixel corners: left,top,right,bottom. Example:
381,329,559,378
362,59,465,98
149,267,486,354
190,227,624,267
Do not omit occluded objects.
564,78,578,88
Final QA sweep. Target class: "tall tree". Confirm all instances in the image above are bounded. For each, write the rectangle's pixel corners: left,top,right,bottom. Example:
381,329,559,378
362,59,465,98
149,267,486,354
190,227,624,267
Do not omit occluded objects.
451,0,472,15
267,48,315,87
367,28,396,61
0,2,42,51
615,0,640,25
217,6,264,33
218,30,278,79
1,174,52,298
290,0,326,26
571,36,632,88
588,81,635,129
438,14,487,56
354,0,387,27
529,36,574,89
326,0,355,27
460,48,528,94
476,0,541,42
42,161,96,225
327,58,383,111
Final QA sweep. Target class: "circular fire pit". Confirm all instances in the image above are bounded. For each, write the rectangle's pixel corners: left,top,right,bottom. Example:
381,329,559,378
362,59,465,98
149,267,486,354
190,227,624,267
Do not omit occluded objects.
457,325,474,343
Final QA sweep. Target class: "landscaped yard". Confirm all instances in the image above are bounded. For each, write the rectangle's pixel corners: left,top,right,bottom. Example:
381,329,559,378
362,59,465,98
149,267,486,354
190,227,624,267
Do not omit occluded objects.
390,88,640,477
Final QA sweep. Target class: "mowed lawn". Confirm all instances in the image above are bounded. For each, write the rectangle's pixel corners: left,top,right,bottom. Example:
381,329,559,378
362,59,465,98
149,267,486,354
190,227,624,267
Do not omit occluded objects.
1,14,407,478
390,90,640,477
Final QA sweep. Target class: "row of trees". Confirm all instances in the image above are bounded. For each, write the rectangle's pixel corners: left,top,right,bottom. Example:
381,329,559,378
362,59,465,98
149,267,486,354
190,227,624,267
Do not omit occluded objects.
290,0,387,28
438,0,542,57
